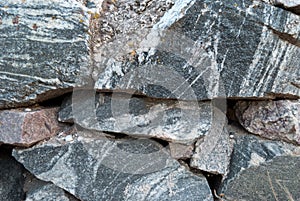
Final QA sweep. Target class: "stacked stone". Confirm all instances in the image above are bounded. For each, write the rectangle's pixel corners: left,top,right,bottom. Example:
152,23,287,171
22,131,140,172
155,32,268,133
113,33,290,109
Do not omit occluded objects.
0,0,299,200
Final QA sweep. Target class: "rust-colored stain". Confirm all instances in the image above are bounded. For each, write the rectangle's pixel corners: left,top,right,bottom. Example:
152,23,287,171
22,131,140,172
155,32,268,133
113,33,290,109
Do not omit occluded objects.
32,23,38,30
12,16,19,24
130,50,136,57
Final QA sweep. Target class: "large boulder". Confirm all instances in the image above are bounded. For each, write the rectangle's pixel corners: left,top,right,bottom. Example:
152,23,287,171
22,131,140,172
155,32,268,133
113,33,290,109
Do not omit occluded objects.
218,124,300,200
13,128,213,201
0,0,90,108
91,0,300,100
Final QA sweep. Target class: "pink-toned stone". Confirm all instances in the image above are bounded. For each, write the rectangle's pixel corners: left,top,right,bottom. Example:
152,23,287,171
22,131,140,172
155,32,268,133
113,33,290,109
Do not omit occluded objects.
0,107,62,146
235,100,300,145
169,143,194,159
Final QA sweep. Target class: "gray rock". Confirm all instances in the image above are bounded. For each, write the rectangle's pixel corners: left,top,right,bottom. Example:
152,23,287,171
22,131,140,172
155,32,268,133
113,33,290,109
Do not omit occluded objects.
190,126,233,175
218,124,300,201
0,107,64,146
235,100,300,145
13,129,213,201
262,0,300,15
58,92,221,145
25,183,70,201
0,0,90,108
91,0,300,100
169,143,194,159
0,147,25,201
91,0,174,45
23,171,80,201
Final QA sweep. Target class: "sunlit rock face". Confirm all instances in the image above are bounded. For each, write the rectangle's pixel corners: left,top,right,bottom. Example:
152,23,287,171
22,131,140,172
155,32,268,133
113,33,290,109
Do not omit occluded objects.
0,0,299,200
0,0,90,108
92,0,300,100
13,130,213,201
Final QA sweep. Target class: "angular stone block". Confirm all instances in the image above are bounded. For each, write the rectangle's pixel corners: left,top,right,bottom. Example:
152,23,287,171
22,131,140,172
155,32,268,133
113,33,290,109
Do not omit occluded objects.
190,126,233,175
58,92,221,145
13,129,213,201
0,0,90,108
91,0,300,100
218,124,300,200
0,107,63,146
169,143,194,160
235,100,300,145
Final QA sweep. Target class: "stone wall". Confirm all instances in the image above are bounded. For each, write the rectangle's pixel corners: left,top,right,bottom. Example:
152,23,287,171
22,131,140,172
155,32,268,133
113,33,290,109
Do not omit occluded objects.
0,0,300,200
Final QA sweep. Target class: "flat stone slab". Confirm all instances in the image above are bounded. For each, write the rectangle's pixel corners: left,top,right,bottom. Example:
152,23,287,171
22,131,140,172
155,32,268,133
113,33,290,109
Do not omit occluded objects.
0,0,90,108
0,107,63,146
235,100,300,145
91,0,300,100
58,92,220,144
218,124,300,200
13,129,213,201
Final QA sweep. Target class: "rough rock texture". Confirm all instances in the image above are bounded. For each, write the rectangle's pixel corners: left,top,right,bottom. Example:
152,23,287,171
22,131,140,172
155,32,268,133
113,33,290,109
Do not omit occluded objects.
92,0,175,45
169,143,194,159
58,92,220,144
0,0,89,108
13,129,213,201
190,126,233,175
22,170,80,201
0,148,25,201
0,0,300,200
0,107,63,146
235,100,300,145
91,0,300,100
262,0,300,15
219,124,300,201
26,183,72,201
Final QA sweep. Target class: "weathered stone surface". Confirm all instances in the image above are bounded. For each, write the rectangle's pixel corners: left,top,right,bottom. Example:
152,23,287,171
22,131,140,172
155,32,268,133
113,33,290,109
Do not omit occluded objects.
91,0,300,100
0,147,25,201
262,0,300,15
0,107,63,146
190,126,233,175
92,0,174,45
0,0,90,108
235,100,300,145
23,171,80,201
169,143,194,159
26,183,71,201
218,124,300,200
275,0,300,7
13,129,213,201
58,92,219,144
